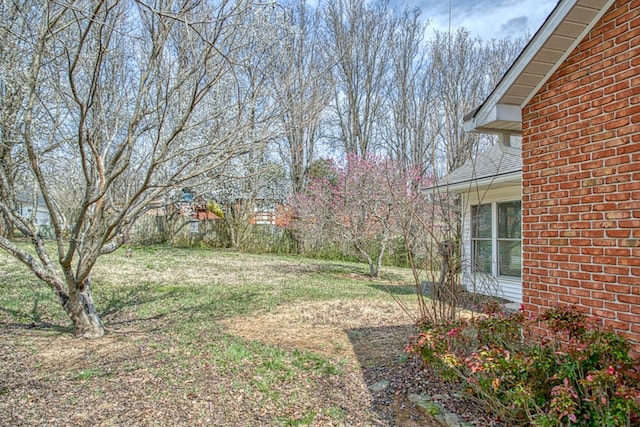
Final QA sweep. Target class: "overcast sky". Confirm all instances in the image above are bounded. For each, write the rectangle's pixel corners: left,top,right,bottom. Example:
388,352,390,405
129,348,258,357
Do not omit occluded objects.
408,0,559,40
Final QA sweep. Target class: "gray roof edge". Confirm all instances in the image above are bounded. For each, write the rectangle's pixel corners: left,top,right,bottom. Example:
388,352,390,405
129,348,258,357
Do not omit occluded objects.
426,170,521,194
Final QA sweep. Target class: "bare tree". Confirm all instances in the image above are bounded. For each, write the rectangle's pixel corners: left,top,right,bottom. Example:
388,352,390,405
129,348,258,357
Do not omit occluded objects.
0,0,283,338
212,157,286,250
429,29,525,174
203,3,289,249
323,0,395,156
381,8,435,174
0,1,31,238
273,0,332,195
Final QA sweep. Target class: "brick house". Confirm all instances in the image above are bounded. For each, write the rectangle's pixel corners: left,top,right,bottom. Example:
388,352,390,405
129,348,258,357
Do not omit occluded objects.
463,0,640,350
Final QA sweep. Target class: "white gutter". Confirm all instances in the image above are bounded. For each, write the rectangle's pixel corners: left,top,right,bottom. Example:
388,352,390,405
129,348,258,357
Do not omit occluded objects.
498,133,520,156
425,170,521,195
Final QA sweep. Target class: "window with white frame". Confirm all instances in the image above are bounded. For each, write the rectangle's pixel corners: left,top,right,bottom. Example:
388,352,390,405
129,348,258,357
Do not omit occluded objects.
471,201,521,278
471,204,492,274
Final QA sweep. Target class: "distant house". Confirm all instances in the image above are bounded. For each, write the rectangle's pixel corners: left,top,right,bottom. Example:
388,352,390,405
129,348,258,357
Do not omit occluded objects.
249,195,281,226
14,193,52,237
177,196,219,221
15,193,50,226
459,0,639,350
217,183,288,227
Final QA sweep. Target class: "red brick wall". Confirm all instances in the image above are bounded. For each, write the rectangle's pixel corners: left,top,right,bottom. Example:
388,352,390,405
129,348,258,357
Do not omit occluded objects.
521,0,640,352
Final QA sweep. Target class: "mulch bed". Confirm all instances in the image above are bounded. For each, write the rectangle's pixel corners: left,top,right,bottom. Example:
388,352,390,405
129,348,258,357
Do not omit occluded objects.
364,355,504,426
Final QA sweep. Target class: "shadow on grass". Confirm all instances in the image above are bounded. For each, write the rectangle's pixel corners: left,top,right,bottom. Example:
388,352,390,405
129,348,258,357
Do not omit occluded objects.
346,323,421,423
367,283,417,295
103,286,264,331
98,282,167,317
0,291,72,333
181,289,263,322
0,302,39,324
308,263,408,282
272,262,367,277
271,259,410,285
0,319,71,334
99,287,202,332
0,283,179,332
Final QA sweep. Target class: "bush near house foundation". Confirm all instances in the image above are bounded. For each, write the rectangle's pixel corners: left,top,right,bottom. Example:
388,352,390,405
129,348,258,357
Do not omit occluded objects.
406,305,640,426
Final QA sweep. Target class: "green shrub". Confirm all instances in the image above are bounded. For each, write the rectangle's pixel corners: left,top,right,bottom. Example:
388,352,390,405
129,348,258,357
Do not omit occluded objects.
406,306,640,426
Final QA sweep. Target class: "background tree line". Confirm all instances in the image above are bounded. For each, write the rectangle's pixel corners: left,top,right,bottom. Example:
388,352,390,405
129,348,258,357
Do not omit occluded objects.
135,0,525,253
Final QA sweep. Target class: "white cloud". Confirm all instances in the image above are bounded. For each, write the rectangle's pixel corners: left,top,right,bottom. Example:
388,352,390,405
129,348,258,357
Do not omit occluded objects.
409,0,557,40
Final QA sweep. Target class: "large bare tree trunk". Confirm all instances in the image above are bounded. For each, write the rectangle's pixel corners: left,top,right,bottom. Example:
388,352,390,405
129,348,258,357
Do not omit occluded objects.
66,279,105,338
0,235,106,338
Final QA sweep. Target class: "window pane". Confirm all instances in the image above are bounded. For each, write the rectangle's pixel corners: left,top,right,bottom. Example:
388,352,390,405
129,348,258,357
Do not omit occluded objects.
471,204,492,239
498,201,521,239
473,240,492,274
499,240,521,277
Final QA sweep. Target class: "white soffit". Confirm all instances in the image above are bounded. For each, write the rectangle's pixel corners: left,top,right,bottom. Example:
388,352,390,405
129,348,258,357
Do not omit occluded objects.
470,0,616,134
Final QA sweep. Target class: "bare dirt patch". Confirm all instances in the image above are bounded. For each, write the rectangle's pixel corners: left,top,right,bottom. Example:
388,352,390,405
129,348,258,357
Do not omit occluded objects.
220,299,416,363
220,298,498,427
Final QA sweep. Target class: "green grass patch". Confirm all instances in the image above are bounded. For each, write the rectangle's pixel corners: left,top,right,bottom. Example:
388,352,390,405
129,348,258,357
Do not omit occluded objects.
73,368,105,380
277,410,317,426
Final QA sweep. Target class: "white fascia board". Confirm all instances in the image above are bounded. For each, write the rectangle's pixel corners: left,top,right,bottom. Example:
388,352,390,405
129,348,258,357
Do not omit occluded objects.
474,0,579,127
472,0,615,133
522,0,616,107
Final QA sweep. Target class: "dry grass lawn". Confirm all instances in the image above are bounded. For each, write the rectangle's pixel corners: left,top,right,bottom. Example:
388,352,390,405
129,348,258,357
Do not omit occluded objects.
0,245,438,426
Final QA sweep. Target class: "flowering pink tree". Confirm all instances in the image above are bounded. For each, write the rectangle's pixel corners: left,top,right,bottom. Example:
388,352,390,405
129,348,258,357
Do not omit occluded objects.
290,154,433,278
